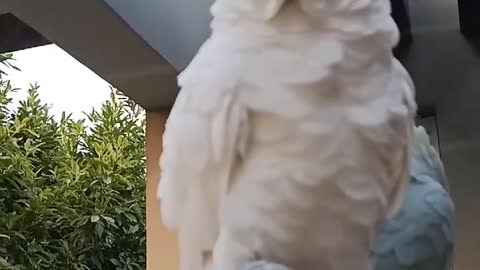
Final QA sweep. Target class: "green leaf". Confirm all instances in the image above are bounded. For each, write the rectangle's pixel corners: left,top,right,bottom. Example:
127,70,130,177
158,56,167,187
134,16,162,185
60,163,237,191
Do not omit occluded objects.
102,216,115,224
78,217,89,226
128,225,139,234
90,215,100,223
95,223,104,238
0,234,10,239
104,177,112,184
13,231,26,241
25,129,39,138
124,213,137,223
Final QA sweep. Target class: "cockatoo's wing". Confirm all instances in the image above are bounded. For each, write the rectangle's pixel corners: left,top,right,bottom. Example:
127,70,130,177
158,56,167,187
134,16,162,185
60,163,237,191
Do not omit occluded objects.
380,60,417,220
158,49,249,270
370,180,455,270
370,125,455,270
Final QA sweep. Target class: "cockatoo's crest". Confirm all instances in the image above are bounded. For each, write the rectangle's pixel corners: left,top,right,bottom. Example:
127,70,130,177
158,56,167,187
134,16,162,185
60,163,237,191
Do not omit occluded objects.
411,125,448,188
211,0,288,21
211,0,392,21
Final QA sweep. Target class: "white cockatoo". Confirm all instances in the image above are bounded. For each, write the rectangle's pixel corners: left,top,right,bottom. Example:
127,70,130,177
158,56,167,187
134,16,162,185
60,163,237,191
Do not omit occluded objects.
158,1,417,270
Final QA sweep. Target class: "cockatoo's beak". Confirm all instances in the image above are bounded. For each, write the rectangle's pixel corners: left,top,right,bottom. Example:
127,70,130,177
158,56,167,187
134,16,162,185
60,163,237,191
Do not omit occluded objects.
263,0,287,20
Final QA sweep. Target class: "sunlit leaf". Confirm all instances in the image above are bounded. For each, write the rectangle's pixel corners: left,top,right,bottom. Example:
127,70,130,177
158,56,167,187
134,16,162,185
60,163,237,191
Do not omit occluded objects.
90,215,100,223
0,58,146,268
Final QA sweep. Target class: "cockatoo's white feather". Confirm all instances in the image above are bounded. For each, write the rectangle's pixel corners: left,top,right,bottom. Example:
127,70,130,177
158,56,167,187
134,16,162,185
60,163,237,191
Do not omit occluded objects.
411,126,447,188
158,1,417,270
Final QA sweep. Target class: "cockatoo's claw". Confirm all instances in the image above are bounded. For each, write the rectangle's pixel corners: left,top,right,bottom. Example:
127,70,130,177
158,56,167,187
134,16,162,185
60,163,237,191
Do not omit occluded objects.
243,261,292,270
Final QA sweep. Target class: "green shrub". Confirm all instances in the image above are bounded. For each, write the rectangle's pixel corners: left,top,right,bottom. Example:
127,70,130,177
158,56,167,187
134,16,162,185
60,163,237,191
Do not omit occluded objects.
0,55,146,269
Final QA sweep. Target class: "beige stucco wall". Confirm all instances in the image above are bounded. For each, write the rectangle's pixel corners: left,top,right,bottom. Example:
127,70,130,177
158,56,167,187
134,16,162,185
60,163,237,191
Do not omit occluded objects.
146,111,179,270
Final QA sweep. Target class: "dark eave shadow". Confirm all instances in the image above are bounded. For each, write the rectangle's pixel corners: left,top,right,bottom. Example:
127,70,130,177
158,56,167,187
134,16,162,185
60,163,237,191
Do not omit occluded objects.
0,13,50,54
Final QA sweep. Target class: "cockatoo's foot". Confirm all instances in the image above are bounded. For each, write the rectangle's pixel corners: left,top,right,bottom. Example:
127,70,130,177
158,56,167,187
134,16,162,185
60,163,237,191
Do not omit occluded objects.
243,261,293,270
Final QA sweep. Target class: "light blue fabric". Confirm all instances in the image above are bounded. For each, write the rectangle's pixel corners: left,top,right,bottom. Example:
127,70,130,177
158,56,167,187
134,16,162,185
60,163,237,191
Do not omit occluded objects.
243,261,290,270
370,172,455,270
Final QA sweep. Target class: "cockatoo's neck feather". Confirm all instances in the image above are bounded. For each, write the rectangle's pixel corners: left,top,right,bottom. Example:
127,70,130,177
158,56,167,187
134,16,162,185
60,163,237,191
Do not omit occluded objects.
181,0,401,104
